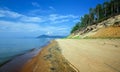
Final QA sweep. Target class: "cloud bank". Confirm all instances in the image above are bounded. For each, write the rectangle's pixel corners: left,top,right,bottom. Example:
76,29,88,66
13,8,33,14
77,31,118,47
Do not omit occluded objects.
0,8,79,36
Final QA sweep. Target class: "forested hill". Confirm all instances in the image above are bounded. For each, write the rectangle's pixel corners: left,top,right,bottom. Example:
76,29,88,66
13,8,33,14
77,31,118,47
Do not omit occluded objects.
71,0,120,34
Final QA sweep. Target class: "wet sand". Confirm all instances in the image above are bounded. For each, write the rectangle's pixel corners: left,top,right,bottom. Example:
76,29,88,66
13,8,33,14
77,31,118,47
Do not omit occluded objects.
0,49,40,72
20,40,77,72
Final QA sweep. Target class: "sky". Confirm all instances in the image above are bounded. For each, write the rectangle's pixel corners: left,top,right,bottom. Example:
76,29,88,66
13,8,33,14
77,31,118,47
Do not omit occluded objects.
0,0,105,38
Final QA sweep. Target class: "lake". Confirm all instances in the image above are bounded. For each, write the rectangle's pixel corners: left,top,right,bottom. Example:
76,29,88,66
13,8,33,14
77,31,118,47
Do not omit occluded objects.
0,38,51,65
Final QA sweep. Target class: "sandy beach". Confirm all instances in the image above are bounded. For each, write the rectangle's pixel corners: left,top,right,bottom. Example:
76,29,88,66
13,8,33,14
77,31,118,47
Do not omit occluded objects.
1,0,120,72
57,39,120,72
20,40,76,72
19,39,120,72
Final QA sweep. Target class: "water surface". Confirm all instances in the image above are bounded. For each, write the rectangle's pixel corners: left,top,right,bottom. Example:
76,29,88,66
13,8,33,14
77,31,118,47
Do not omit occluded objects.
0,38,51,65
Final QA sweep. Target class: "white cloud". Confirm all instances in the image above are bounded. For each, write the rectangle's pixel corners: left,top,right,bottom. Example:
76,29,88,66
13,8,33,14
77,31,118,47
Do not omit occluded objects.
0,20,41,32
46,31,52,35
32,2,40,7
0,9,22,18
0,8,79,35
28,8,55,16
0,9,79,24
48,14,79,24
49,6,56,10
52,19,69,24
73,19,80,23
0,9,45,23
0,20,70,35
57,15,78,19
0,9,75,24
49,14,78,20
57,28,68,31
49,14,58,21
20,16,44,23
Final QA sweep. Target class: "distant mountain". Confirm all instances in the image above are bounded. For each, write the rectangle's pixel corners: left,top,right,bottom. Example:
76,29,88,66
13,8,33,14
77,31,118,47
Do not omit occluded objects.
37,35,66,38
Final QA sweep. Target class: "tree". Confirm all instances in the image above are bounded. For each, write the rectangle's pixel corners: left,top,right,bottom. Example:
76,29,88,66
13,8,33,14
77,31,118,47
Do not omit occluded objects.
95,4,103,21
70,0,120,34
103,1,109,17
83,14,90,26
114,0,120,14
89,8,95,25
71,22,80,33
110,0,115,15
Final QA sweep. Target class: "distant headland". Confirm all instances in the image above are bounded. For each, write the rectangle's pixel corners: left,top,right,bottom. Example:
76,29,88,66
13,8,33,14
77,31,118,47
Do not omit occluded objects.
37,35,66,38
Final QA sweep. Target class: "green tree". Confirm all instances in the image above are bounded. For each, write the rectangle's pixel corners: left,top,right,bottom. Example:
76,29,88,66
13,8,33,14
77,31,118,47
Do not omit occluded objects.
71,22,80,33
89,8,95,25
70,0,120,34
110,0,115,15
114,0,120,14
95,4,104,21
103,1,109,17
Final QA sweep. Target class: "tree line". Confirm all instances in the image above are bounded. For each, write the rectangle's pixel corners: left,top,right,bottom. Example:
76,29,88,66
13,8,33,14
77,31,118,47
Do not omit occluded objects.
71,0,120,33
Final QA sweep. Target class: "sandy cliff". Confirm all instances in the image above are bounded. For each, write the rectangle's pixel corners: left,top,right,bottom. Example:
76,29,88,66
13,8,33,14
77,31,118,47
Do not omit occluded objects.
70,15,120,38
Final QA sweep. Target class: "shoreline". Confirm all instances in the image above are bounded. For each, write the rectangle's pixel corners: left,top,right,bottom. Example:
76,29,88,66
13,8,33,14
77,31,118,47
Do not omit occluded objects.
0,46,43,72
20,40,77,72
0,40,51,72
0,48,36,67
0,39,120,72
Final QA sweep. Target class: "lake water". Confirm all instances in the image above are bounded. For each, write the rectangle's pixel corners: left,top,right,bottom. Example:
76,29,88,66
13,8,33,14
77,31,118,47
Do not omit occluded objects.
0,38,51,65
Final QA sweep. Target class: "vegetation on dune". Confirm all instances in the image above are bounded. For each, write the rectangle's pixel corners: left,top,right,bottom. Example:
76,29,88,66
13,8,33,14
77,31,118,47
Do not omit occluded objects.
71,0,120,33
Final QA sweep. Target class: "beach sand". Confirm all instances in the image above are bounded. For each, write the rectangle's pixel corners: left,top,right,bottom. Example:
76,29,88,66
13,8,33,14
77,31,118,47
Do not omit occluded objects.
1,39,120,72
56,39,120,72
20,40,77,72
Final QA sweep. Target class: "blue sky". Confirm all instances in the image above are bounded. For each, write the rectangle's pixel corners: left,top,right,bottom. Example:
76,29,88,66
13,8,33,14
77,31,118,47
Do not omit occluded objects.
0,0,105,37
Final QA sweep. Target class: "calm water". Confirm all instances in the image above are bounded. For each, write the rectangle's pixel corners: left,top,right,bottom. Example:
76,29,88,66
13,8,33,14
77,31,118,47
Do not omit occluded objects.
0,38,51,65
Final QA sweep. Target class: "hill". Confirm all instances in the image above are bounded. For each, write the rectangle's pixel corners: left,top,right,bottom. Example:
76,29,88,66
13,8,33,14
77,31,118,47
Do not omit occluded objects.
70,0,120,39
37,35,66,38
69,15,120,38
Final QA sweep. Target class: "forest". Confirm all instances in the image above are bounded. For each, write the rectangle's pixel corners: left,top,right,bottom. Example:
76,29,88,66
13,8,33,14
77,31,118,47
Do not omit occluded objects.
71,0,120,33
